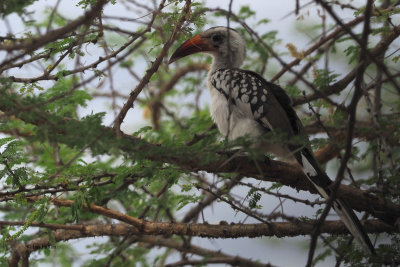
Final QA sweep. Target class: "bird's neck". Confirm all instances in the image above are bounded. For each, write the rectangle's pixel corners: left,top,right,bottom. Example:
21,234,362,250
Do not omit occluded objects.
210,55,241,73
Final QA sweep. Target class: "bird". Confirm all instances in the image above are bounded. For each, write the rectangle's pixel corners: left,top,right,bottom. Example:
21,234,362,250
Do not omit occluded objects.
168,26,375,254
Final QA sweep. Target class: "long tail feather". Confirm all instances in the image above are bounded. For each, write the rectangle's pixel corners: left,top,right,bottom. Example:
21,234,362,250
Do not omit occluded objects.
294,147,375,254
333,198,376,254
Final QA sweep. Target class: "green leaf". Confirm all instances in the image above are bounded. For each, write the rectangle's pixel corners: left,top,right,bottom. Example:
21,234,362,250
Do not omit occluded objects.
0,0,36,16
313,69,340,90
343,45,360,64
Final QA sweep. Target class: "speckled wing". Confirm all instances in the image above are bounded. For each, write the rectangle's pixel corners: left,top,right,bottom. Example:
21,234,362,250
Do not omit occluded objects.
209,68,300,137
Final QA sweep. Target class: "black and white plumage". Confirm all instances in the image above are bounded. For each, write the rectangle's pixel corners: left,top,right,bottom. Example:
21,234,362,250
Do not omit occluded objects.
169,26,375,254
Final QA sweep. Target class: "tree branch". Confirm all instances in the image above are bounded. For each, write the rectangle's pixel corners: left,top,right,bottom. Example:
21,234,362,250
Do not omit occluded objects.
293,24,400,106
113,0,192,132
0,95,399,225
0,0,108,53
2,218,393,242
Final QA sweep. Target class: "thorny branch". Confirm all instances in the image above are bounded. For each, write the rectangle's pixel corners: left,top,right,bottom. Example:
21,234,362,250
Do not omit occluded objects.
113,0,192,133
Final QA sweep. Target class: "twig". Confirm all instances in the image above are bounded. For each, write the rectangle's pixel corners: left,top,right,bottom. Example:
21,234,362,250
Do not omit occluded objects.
113,0,191,133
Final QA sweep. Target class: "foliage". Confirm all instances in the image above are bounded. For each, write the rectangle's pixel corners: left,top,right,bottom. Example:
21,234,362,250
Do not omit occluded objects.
0,0,37,17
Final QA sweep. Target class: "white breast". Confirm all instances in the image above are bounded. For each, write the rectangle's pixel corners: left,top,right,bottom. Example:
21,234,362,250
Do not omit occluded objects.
207,78,264,141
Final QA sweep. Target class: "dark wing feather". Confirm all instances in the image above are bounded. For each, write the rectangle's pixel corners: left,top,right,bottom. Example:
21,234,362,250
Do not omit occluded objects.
241,70,302,135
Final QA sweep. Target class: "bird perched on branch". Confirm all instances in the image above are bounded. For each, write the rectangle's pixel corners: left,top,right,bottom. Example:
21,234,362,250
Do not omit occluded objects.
169,26,375,254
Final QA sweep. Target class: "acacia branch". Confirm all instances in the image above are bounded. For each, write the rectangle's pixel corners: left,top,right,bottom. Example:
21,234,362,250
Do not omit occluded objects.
0,95,399,225
165,257,272,267
315,0,400,92
138,235,275,267
293,24,400,106
113,0,192,132
151,62,208,129
161,63,209,94
2,218,393,241
182,175,240,223
8,224,277,267
0,0,107,53
6,33,147,84
307,2,375,262
271,14,365,82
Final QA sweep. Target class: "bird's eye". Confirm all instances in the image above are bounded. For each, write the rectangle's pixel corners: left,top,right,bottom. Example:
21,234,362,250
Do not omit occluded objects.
212,34,223,43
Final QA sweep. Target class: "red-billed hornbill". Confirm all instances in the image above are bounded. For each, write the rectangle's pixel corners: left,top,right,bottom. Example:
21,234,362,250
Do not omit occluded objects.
169,26,375,254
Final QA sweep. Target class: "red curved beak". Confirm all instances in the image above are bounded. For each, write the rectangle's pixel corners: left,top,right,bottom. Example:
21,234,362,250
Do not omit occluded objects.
169,34,214,64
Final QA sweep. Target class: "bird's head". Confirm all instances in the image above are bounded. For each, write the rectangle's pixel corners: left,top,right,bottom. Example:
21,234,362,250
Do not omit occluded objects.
169,27,246,70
